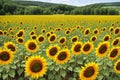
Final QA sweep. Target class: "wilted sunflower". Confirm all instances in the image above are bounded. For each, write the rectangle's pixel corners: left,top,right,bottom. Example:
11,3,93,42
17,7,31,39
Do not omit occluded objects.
46,45,60,60
71,41,82,55
84,28,90,36
0,49,14,65
79,62,99,80
4,42,17,54
96,41,110,57
16,30,24,37
90,36,97,42
71,36,78,43
114,59,120,74
108,47,120,60
112,37,120,46
37,35,46,44
25,56,47,79
16,37,24,44
81,42,94,55
25,40,39,53
103,34,111,41
48,34,56,43
59,37,66,45
55,49,70,64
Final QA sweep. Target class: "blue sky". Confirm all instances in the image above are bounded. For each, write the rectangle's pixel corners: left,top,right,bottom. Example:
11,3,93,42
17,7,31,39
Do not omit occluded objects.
31,0,120,6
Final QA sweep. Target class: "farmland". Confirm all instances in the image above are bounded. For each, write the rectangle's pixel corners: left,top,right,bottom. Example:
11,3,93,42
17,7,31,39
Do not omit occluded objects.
0,15,120,80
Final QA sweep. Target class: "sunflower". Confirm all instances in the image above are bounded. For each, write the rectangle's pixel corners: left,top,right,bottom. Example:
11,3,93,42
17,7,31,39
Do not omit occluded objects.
93,29,99,35
16,37,24,44
33,26,37,30
96,41,110,57
114,27,120,35
41,29,46,33
16,30,24,37
31,35,37,40
84,28,90,36
108,47,120,60
37,35,46,44
79,62,99,80
0,49,14,65
0,30,3,36
103,34,111,41
71,36,78,43
71,41,82,55
48,34,56,43
25,40,39,53
46,32,51,37
109,26,114,32
65,30,70,35
46,45,60,60
4,42,17,54
112,37,120,46
29,30,35,36
55,49,70,64
114,59,120,74
90,36,97,42
81,42,94,55
25,56,47,79
59,37,66,45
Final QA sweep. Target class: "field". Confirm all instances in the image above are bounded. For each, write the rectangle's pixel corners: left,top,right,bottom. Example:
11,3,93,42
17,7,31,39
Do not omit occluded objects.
0,15,120,80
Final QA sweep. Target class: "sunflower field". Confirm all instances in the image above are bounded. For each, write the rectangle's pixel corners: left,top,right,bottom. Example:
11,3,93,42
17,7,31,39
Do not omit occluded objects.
0,15,120,80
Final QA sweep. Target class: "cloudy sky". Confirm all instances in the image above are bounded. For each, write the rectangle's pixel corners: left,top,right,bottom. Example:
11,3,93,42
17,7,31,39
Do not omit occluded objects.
31,0,120,6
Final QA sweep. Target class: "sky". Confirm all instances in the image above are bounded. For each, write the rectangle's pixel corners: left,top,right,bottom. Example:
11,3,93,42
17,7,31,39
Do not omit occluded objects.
31,0,120,6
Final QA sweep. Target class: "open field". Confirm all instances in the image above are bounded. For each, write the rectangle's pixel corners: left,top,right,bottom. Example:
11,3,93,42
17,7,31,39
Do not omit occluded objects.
0,15,120,80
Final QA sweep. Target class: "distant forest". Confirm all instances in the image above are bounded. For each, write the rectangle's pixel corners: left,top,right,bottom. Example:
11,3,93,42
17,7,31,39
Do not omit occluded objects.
0,0,119,15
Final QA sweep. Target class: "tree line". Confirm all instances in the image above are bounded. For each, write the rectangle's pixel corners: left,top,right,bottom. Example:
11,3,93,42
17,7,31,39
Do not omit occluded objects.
0,0,119,15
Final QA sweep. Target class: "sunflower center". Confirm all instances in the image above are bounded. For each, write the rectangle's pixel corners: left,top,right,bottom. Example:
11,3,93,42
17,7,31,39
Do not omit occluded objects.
28,42,36,50
0,31,3,35
110,28,113,32
104,36,109,41
116,62,120,70
92,37,96,41
58,52,67,60
94,30,98,34
84,66,95,78
60,38,65,43
19,38,24,42
47,33,50,37
7,44,15,51
98,44,107,54
0,51,10,61
83,44,90,52
49,47,57,56
85,30,89,35
30,32,34,35
38,37,44,42
72,38,77,42
115,29,119,34
113,39,119,45
66,31,70,34
110,49,118,57
50,35,55,41
74,44,81,52
32,36,36,40
17,31,23,37
30,60,42,73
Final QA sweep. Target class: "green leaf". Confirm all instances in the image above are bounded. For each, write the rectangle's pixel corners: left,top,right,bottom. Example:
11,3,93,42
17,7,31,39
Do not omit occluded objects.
14,59,19,64
17,68,24,76
55,67,59,71
9,70,15,78
48,73,54,80
0,67,3,72
98,75,103,80
11,65,16,69
18,77,24,80
74,67,80,72
2,74,8,80
68,77,73,80
60,70,66,78
77,61,82,64
55,75,61,80
68,67,72,71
